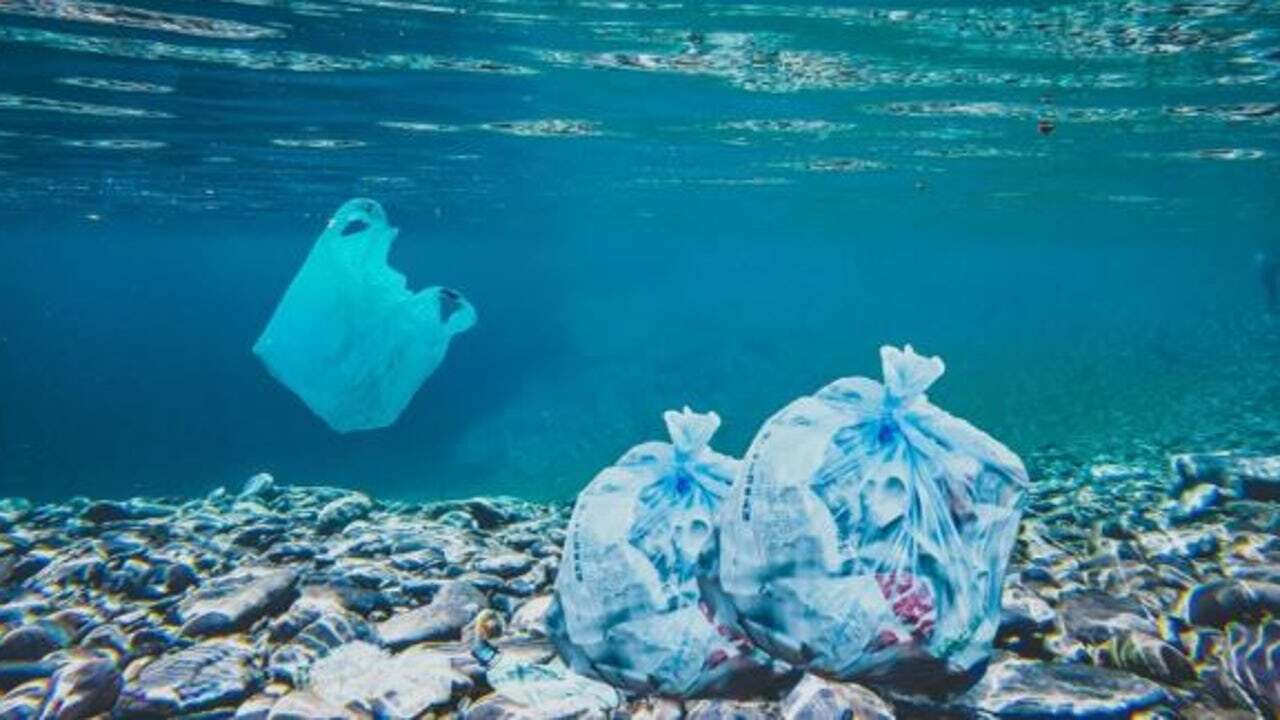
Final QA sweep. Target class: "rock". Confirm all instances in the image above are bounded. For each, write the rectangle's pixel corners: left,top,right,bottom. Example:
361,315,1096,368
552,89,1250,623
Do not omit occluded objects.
1169,483,1221,524
268,608,378,686
79,500,170,524
315,495,371,536
114,640,259,717
429,498,532,531
0,663,57,693
940,655,1172,717
472,656,620,719
686,699,780,719
239,473,277,501
998,584,1056,639
0,626,68,663
1137,528,1219,563
1223,620,1280,716
306,642,470,717
1056,590,1156,645
177,568,299,637
623,697,685,720
1171,452,1280,501
265,690,347,720
781,674,894,720
35,657,121,720
473,554,534,578
1180,580,1280,628
509,596,553,638
266,544,316,564
0,679,48,720
1097,631,1196,686
236,691,285,720
376,581,487,650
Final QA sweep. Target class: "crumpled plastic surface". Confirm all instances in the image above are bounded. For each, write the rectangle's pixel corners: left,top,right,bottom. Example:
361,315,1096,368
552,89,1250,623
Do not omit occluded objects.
550,408,787,698
254,198,476,433
714,346,1028,691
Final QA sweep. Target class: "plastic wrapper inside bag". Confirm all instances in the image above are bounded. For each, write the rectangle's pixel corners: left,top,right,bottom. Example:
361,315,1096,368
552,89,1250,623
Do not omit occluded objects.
549,408,792,698
254,199,476,433
713,346,1028,692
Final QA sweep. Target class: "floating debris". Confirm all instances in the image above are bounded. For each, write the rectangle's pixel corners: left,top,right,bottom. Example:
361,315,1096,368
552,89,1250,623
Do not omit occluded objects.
0,0,284,40
481,120,601,137
270,138,367,149
0,93,173,118
56,77,175,94
62,139,167,150
378,121,461,133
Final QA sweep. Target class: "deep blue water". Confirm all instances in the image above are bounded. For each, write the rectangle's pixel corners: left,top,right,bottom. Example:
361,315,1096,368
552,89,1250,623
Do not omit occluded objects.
1,0,1279,502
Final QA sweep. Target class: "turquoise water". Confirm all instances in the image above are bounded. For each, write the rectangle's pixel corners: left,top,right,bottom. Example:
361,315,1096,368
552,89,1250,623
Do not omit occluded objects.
1,0,1278,502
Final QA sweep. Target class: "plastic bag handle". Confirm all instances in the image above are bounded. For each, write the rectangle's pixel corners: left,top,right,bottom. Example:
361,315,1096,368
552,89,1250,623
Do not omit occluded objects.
881,345,945,406
664,407,721,458
327,198,389,241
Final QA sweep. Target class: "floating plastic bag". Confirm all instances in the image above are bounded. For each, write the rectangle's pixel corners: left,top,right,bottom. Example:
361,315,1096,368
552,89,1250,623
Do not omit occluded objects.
714,346,1028,691
550,408,788,698
254,199,476,433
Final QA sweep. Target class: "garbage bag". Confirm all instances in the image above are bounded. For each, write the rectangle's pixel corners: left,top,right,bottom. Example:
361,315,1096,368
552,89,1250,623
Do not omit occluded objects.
713,345,1028,691
550,408,789,698
254,198,476,433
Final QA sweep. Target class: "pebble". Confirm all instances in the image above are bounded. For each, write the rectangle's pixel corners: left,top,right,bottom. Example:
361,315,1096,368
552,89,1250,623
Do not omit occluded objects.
0,626,68,663
941,654,1173,717
473,554,535,578
177,568,299,637
115,640,259,716
0,679,48,719
264,689,346,720
1097,630,1196,686
1169,483,1221,524
315,495,371,536
1179,579,1280,628
1055,590,1156,644
376,581,487,649
1223,620,1280,717
238,473,277,501
1171,452,1280,501
306,641,471,716
36,657,122,720
781,674,894,720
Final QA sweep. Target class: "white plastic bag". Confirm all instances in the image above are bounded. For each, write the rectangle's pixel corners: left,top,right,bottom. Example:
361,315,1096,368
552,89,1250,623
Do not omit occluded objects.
254,199,476,433
550,408,787,697
714,346,1028,691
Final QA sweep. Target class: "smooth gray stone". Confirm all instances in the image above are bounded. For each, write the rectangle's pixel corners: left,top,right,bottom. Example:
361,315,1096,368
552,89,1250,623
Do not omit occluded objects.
114,640,259,717
942,655,1172,717
1171,452,1280,501
315,495,371,536
782,674,894,720
177,568,299,638
35,657,121,720
0,627,67,664
1181,580,1280,628
376,581,486,650
1224,620,1280,716
1056,590,1155,645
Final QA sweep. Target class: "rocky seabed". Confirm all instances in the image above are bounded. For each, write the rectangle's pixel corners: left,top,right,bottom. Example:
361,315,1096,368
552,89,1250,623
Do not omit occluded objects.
1,451,1279,719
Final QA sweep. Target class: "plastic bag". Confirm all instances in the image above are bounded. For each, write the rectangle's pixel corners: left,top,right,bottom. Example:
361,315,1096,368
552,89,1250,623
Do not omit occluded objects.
714,346,1028,691
254,199,476,433
550,408,787,698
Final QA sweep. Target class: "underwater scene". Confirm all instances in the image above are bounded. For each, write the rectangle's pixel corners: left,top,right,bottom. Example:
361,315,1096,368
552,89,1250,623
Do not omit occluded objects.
2,0,1280,717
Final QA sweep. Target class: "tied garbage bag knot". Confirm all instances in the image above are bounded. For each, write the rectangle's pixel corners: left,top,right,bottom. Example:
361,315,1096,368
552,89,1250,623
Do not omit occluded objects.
253,198,476,433
713,344,1029,693
550,408,791,698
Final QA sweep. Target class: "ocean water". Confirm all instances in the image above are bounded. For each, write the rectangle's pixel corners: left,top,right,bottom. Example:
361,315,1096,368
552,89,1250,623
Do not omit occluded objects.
1,0,1279,504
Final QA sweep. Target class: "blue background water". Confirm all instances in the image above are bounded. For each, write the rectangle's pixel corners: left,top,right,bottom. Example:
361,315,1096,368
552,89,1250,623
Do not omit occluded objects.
1,0,1278,502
